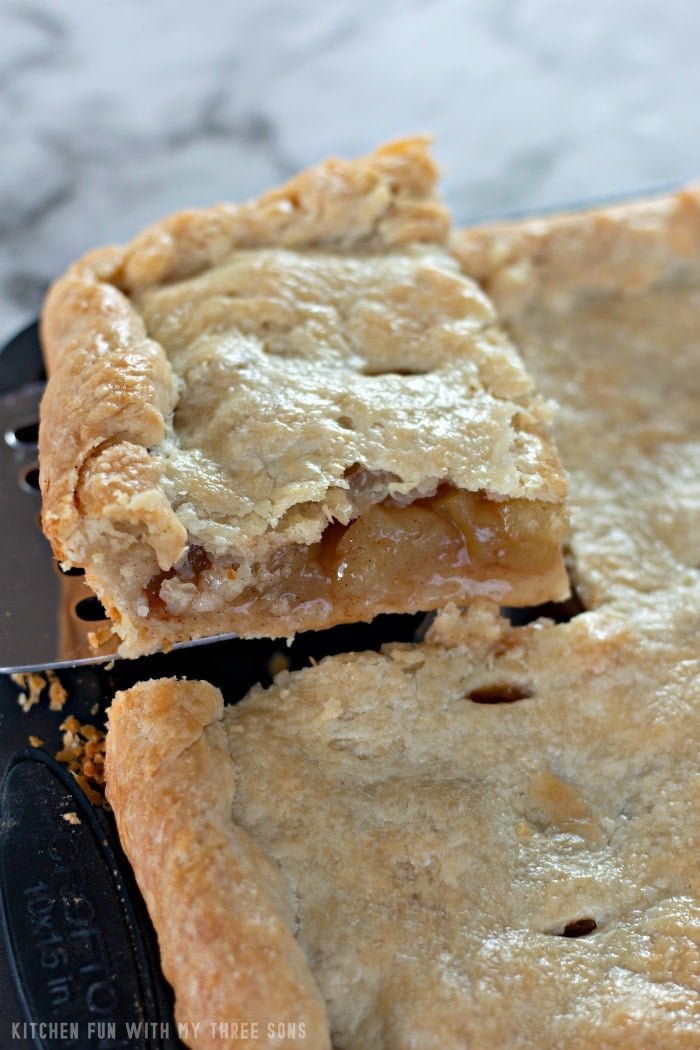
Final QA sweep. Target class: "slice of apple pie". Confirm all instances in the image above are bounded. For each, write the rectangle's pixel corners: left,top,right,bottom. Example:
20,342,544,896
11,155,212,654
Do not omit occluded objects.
39,138,568,658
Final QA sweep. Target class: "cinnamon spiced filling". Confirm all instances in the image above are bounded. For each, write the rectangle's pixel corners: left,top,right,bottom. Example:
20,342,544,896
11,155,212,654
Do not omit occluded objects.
143,487,568,621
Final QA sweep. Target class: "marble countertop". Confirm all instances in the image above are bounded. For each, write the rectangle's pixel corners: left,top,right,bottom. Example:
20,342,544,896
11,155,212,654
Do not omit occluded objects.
1,0,699,347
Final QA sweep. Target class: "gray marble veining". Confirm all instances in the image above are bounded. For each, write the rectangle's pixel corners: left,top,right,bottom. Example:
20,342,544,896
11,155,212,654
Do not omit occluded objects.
1,0,699,346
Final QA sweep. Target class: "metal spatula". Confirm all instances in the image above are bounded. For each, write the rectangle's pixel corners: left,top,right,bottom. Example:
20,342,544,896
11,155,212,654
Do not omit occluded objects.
0,323,104,672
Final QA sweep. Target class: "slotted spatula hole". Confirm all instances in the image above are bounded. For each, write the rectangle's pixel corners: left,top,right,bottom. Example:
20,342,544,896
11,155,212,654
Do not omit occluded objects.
18,465,40,492
5,420,39,447
74,596,108,622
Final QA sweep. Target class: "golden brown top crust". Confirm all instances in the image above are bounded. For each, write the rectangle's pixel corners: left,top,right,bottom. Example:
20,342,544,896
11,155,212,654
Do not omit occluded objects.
115,135,449,292
105,676,331,1050
39,137,568,654
451,183,700,319
106,599,700,1049
140,245,565,562
39,137,451,570
454,184,700,612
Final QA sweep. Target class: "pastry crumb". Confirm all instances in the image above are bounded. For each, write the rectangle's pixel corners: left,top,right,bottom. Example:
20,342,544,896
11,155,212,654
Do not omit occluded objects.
88,625,118,651
28,735,44,748
267,650,291,678
12,669,68,712
54,716,108,808
320,696,343,721
62,811,81,825
48,672,69,710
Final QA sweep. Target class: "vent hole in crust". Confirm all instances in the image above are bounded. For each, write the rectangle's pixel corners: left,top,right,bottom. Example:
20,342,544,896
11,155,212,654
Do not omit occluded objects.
5,420,39,447
74,596,108,622
560,917,598,938
467,683,533,704
18,464,40,492
361,367,428,378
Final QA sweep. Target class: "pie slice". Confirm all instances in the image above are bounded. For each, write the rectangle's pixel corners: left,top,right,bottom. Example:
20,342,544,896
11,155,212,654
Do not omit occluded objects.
105,600,700,1049
39,138,569,658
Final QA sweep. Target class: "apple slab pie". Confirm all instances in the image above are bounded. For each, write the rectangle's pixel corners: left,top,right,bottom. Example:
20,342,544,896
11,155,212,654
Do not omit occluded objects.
38,138,569,658
105,181,700,1047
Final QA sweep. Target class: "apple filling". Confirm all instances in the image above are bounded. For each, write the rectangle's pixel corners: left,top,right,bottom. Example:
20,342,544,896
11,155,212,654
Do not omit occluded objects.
144,487,569,629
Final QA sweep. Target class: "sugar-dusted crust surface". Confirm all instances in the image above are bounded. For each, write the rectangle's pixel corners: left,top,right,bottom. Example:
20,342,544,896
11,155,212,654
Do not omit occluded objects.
39,138,569,658
452,183,700,612
106,598,700,1050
